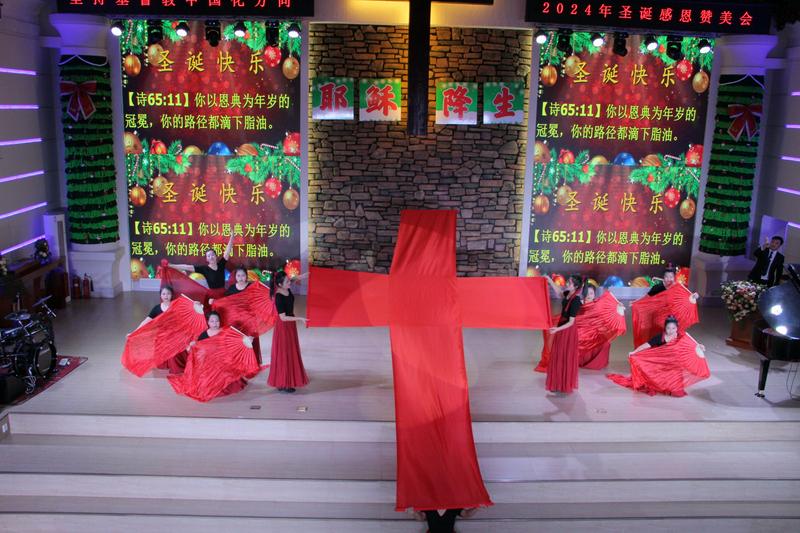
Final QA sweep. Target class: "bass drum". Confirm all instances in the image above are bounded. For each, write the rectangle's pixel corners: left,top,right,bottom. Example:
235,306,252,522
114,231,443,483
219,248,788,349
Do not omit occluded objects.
31,342,57,378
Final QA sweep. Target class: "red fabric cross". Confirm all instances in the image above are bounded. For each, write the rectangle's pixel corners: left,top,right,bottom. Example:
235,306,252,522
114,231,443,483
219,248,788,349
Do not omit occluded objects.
308,210,551,511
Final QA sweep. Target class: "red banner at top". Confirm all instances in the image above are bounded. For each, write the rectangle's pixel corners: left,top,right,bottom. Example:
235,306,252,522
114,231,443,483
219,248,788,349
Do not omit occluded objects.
57,0,313,18
526,1,771,35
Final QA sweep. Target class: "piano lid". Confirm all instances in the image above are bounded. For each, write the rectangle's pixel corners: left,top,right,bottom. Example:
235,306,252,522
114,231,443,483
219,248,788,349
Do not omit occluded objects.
757,264,800,340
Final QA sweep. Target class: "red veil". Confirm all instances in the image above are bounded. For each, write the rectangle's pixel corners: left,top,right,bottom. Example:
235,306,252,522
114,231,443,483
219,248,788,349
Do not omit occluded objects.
607,333,710,397
159,262,226,306
631,283,699,347
211,282,277,337
536,291,626,372
168,327,259,402
121,295,207,377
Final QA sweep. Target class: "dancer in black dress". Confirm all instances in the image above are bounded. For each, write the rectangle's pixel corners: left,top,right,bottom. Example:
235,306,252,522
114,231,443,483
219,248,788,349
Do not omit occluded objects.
137,286,174,329
168,233,235,300
268,270,309,393
224,267,250,296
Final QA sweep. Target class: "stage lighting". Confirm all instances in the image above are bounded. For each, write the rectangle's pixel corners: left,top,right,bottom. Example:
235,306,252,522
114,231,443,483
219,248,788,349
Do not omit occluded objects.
644,35,658,51
110,21,124,37
233,21,246,38
591,32,604,47
556,29,572,53
698,39,712,54
147,20,163,45
175,21,190,38
666,37,682,61
287,23,301,39
612,33,628,57
534,30,547,45
205,20,221,47
266,21,279,46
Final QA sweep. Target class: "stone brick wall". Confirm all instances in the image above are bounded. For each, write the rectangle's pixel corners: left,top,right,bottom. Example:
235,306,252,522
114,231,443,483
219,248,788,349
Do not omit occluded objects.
308,25,532,275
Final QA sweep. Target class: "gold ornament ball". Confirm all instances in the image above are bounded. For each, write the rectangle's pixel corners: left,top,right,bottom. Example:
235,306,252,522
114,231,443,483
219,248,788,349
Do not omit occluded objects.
152,175,168,197
146,44,164,66
123,132,143,155
533,194,550,215
589,155,608,166
556,184,573,206
189,273,206,283
534,141,551,164
680,198,696,219
641,154,662,167
130,259,148,281
283,188,300,210
237,143,260,156
123,54,141,77
630,276,650,288
129,185,147,207
692,70,710,94
563,55,582,77
540,64,557,87
183,145,202,157
282,56,300,80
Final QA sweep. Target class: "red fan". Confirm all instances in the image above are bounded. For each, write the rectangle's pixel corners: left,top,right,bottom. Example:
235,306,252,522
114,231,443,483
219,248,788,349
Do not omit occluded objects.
608,333,710,396
632,283,699,347
121,295,207,377
576,291,627,369
159,261,226,307
211,282,277,336
169,327,259,402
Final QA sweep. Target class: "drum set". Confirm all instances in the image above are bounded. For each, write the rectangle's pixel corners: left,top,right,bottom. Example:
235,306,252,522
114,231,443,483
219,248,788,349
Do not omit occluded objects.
0,296,58,394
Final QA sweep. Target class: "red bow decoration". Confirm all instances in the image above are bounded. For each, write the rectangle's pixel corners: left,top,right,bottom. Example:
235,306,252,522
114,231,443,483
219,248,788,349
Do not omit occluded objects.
60,80,97,122
727,103,762,142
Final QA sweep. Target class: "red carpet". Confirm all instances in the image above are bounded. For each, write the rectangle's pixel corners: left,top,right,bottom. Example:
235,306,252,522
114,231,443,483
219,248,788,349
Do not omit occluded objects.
3,356,87,407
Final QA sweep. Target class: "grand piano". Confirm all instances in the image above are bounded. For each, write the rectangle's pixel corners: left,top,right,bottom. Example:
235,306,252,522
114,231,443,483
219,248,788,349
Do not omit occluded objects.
751,264,800,398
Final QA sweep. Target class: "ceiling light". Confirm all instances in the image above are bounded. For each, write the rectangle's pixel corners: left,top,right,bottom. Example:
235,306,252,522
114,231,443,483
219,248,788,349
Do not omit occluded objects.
698,39,711,54
175,21,189,38
110,21,124,37
233,21,246,38
612,32,628,57
645,35,658,51
666,37,682,61
266,21,279,46
287,23,301,39
591,32,604,47
147,20,163,45
205,20,221,47
535,30,547,45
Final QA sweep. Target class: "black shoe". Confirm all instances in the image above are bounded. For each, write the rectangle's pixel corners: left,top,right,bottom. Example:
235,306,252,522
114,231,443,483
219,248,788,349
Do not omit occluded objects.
287,387,296,393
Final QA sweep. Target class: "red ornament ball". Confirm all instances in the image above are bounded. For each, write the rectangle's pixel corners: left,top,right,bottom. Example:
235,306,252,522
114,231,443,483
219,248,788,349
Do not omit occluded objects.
264,46,282,68
558,149,575,164
129,185,147,207
675,59,694,81
685,144,703,167
283,132,301,156
265,177,282,199
664,187,681,209
647,174,655,183
244,163,253,173
150,140,167,155
551,274,566,287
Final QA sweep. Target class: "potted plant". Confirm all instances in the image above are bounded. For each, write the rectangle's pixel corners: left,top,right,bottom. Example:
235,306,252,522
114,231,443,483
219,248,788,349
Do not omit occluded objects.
720,280,766,348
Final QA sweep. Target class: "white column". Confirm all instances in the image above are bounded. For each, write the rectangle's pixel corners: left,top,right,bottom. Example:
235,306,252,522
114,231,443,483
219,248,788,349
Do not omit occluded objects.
691,34,780,299
49,14,125,298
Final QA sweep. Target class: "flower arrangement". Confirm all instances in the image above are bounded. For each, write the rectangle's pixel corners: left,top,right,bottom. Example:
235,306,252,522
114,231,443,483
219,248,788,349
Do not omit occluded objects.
720,280,766,322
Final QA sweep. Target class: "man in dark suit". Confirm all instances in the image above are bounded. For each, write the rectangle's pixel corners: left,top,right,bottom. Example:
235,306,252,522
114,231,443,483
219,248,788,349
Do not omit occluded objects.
748,235,785,287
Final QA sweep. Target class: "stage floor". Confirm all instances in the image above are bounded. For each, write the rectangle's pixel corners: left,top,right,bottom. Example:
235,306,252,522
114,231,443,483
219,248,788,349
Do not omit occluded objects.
6,291,800,422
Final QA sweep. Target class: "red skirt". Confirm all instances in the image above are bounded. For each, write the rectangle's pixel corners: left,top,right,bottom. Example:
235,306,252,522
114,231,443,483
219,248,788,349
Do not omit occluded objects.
579,342,611,370
267,319,308,389
545,324,579,393
157,351,187,374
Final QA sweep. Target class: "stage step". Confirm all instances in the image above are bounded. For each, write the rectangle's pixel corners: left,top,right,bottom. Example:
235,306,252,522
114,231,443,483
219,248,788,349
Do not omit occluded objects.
6,412,800,443
2,434,800,482
2,413,799,522
0,515,798,533
0,474,799,520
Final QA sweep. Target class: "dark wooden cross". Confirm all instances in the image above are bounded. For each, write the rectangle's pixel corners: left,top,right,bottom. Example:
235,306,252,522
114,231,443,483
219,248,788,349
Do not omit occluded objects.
308,210,550,510
407,0,495,135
